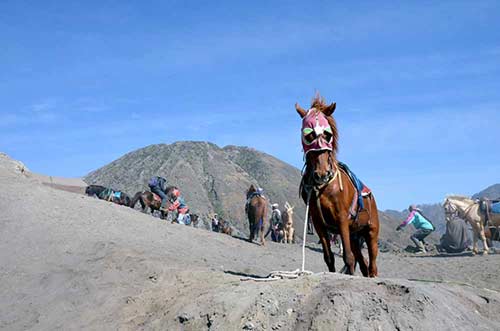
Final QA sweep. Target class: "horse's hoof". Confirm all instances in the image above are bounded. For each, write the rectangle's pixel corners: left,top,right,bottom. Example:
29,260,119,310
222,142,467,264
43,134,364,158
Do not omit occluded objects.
483,250,489,255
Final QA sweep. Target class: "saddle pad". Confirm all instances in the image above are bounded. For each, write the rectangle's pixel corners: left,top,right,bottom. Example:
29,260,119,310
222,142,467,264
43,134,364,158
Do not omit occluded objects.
361,186,372,196
492,202,500,214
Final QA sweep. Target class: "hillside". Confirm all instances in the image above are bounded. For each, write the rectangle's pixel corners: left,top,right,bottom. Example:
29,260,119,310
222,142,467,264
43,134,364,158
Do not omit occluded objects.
84,142,309,238
473,184,500,200
3,152,500,330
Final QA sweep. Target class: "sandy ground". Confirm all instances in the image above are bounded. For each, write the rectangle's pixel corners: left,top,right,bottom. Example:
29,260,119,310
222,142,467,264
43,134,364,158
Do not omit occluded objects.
1,153,500,331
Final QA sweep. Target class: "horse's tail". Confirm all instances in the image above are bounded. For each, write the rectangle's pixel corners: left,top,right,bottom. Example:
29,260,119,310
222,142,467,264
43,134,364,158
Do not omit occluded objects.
130,191,143,208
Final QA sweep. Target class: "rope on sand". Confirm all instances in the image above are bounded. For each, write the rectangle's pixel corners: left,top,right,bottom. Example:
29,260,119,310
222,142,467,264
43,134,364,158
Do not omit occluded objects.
240,269,313,282
241,196,314,282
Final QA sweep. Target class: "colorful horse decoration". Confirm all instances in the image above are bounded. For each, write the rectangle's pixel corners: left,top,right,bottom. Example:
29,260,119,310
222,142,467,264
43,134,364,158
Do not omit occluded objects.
296,94,380,277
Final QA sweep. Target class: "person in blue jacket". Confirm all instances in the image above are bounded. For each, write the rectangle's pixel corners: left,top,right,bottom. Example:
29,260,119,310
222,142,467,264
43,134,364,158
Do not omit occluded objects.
148,176,168,211
397,205,435,253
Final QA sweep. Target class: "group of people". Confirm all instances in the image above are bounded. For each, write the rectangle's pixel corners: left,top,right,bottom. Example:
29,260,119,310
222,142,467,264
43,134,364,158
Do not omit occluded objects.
148,175,191,225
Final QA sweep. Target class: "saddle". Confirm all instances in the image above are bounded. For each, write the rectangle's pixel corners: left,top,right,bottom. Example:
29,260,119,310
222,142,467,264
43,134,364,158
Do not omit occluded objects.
479,198,500,226
98,188,114,201
337,162,372,220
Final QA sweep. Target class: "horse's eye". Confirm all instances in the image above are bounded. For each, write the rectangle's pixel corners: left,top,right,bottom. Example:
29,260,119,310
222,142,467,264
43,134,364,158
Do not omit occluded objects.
323,130,333,143
303,131,316,145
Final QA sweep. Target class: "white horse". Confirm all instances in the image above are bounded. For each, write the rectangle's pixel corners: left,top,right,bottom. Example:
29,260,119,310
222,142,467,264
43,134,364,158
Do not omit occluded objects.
443,195,500,255
281,201,295,244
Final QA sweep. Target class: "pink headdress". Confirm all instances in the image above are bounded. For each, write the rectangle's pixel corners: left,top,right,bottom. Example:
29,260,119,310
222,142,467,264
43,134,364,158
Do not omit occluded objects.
301,109,334,155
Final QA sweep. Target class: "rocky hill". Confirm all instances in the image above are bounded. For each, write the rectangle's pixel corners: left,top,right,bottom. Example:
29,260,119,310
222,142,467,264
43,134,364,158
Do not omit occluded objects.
84,142,308,237
473,184,500,200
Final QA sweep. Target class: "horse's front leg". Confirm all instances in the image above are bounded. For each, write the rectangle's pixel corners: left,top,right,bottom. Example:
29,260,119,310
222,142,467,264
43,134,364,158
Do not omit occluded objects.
480,225,489,254
472,229,479,255
315,224,335,272
339,222,355,275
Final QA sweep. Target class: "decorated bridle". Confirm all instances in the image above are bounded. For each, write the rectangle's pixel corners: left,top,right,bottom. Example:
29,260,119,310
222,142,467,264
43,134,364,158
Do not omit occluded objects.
299,108,345,231
301,108,339,189
443,198,475,221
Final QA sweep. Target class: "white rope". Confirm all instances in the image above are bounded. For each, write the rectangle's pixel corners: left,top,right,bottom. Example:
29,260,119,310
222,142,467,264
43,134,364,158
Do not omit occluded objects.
240,193,314,282
302,199,311,272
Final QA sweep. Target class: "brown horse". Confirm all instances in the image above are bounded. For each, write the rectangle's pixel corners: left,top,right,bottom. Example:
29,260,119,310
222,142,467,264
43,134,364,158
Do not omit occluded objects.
246,185,269,245
296,94,380,277
219,218,233,236
130,186,177,219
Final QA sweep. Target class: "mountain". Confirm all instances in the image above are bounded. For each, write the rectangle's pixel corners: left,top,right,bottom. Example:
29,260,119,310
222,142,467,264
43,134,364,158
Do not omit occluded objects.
472,184,500,200
84,142,307,237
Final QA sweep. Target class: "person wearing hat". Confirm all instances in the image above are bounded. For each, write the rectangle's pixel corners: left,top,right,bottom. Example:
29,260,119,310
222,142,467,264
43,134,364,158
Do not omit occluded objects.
396,205,435,253
211,214,220,232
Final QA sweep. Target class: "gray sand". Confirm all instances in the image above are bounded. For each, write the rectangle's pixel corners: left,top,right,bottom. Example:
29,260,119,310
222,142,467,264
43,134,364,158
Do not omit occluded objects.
1,153,500,330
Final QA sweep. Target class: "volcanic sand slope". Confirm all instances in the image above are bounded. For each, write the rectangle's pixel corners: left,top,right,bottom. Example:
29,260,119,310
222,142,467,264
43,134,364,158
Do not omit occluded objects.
2,152,500,330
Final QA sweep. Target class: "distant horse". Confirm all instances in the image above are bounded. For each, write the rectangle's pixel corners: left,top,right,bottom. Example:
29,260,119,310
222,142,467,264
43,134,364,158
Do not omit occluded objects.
130,186,177,219
443,195,500,255
246,185,269,245
296,94,380,277
110,191,132,206
281,201,295,244
219,218,233,236
85,185,106,197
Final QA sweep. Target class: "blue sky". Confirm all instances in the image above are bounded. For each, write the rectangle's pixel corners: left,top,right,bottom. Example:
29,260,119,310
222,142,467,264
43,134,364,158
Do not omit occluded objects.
1,0,499,210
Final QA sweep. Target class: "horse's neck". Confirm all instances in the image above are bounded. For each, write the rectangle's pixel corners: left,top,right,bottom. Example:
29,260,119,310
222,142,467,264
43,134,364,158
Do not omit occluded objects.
453,198,475,213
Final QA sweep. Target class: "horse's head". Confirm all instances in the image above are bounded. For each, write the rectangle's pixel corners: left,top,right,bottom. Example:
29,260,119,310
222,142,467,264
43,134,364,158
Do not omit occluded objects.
296,94,338,186
443,198,455,222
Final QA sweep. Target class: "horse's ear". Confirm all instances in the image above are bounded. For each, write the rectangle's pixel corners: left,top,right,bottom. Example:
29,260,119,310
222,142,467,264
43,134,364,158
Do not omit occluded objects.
295,103,307,118
324,102,336,116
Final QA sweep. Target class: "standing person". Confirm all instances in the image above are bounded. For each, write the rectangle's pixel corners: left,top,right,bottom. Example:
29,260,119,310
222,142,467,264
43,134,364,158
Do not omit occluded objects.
211,214,220,232
148,176,168,211
396,205,435,253
270,203,282,242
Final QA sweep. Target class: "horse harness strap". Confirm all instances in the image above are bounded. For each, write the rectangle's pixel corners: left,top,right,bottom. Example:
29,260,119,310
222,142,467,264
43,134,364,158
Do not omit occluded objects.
311,166,342,231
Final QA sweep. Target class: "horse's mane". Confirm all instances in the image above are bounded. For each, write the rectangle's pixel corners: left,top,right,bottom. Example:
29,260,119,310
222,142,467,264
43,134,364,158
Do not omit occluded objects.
310,93,339,155
444,195,474,204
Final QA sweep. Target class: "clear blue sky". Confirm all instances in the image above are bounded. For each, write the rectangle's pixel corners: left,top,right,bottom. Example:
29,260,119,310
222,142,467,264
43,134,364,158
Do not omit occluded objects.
1,1,499,210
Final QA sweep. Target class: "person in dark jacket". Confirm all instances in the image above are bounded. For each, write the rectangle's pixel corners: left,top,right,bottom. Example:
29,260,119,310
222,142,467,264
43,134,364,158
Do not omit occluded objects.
148,176,168,211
